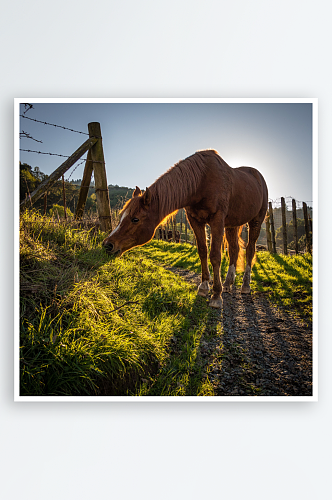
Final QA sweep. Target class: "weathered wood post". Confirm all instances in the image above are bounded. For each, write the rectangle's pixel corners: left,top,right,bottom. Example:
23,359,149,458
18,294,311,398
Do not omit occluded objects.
43,192,47,215
303,202,312,254
20,136,98,211
62,175,67,220
281,197,288,255
309,213,312,233
206,224,211,251
180,209,183,242
266,216,272,252
268,202,276,253
292,198,298,254
185,215,188,243
75,149,93,219
88,122,112,233
172,214,176,242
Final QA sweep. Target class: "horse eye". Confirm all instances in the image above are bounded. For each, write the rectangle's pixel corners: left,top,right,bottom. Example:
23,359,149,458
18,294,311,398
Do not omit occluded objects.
132,217,139,223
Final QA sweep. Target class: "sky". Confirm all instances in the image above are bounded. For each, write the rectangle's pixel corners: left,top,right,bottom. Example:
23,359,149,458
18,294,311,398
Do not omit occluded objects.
18,100,314,204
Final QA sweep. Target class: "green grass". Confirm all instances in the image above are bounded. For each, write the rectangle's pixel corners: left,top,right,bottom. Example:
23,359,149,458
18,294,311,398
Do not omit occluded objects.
138,239,229,277
20,212,312,397
140,240,312,321
20,211,215,396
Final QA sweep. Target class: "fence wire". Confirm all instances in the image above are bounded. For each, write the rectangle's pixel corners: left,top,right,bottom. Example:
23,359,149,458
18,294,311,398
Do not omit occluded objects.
20,114,89,136
20,148,105,165
267,197,313,235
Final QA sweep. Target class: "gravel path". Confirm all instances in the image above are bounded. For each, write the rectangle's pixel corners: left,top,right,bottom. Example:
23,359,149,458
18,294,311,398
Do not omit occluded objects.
165,265,313,397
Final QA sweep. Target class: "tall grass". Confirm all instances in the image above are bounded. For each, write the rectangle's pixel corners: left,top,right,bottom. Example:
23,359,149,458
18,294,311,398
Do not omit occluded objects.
20,211,207,396
19,212,312,397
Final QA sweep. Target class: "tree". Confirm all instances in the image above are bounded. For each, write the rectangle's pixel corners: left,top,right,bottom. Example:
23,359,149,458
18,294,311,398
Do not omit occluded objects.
275,218,311,248
49,204,74,218
20,163,40,201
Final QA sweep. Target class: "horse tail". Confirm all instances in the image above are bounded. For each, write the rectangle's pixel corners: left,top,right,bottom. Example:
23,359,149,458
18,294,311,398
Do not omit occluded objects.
222,226,248,272
237,225,247,272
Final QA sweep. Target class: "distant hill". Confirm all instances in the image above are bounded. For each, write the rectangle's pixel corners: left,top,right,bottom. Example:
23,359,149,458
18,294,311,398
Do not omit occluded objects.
20,163,134,212
107,184,135,208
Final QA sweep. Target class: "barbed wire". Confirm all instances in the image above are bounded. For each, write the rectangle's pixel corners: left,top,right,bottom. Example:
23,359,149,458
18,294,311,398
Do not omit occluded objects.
66,157,87,182
22,104,34,115
269,197,313,209
20,148,70,158
19,148,105,165
20,131,43,143
20,114,89,136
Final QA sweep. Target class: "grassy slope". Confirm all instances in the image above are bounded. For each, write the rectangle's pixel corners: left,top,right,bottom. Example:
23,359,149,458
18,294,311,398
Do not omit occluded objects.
140,240,313,321
20,213,312,397
20,213,212,396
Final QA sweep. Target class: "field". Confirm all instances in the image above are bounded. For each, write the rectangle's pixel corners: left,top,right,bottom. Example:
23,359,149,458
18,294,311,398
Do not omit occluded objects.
19,211,313,397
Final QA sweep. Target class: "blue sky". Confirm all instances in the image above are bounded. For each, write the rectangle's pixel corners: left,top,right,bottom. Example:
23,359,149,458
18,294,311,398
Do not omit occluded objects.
18,100,314,203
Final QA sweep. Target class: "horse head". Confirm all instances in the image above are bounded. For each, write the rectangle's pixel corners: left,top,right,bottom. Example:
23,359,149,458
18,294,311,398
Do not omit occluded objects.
102,186,157,256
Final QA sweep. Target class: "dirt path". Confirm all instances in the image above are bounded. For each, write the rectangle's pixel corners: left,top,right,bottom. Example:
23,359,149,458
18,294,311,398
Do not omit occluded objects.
164,266,313,397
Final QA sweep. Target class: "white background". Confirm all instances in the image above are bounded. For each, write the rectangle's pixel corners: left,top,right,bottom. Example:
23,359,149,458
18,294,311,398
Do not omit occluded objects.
1,1,331,499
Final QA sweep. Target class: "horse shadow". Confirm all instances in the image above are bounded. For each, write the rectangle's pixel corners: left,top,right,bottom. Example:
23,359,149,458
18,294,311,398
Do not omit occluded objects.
174,288,313,397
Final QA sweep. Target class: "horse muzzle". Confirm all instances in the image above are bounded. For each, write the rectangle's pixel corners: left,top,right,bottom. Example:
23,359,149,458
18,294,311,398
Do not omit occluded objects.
103,241,121,257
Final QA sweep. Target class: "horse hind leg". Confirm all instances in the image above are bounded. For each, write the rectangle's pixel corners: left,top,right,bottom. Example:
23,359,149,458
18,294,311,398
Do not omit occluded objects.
222,227,240,293
208,220,224,308
241,219,261,294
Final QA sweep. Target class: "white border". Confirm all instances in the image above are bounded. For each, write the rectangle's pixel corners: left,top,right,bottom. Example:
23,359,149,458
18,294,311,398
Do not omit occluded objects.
14,97,318,402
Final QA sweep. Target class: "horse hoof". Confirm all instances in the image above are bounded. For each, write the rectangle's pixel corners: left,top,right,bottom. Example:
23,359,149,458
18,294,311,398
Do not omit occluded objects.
241,285,251,294
198,281,210,298
209,297,222,308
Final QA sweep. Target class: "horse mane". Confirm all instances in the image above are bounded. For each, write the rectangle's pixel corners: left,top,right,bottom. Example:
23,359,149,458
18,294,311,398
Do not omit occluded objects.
120,149,229,221
150,149,222,220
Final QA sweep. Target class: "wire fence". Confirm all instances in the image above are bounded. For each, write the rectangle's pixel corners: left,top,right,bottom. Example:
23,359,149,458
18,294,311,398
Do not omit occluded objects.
20,114,89,136
266,197,313,233
19,109,313,253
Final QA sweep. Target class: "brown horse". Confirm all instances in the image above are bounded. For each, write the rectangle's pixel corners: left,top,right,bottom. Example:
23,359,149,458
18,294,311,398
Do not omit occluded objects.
103,150,268,308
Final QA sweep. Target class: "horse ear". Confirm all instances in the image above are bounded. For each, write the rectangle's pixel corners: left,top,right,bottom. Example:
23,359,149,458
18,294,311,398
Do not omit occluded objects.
133,186,141,197
142,187,151,206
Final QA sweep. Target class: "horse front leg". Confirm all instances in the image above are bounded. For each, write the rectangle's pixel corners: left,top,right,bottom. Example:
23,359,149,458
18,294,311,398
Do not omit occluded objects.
187,215,210,298
208,221,225,308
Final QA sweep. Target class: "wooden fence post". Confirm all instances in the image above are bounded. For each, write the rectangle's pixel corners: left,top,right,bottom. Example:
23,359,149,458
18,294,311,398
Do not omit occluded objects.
180,209,183,242
88,122,112,233
75,149,93,219
20,136,98,211
206,224,211,251
62,175,67,220
268,201,276,253
303,202,312,254
266,215,272,252
292,198,298,254
43,192,47,215
281,197,288,255
185,215,188,243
